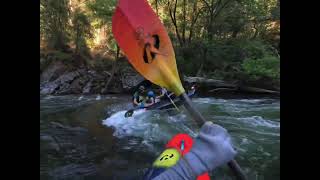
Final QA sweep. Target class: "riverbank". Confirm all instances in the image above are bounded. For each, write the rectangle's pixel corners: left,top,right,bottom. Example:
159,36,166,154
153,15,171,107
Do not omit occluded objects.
40,51,279,98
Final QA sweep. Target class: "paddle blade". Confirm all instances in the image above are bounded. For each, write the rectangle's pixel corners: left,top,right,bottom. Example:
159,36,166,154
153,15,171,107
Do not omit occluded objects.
124,109,134,118
112,0,185,95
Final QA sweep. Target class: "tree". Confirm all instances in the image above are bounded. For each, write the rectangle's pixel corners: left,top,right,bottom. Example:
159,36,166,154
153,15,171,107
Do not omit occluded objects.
86,0,119,93
71,8,93,56
40,0,71,50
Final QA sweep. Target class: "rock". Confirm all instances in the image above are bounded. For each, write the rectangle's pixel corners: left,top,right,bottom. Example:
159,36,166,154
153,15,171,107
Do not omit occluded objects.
41,69,85,95
40,61,67,83
120,67,144,91
58,70,82,83
50,122,67,129
40,82,60,95
100,87,107,94
69,78,83,94
82,80,93,94
40,134,55,142
40,134,60,152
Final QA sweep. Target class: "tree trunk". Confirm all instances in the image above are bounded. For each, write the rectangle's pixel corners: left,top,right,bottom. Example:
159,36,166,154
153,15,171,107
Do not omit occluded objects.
75,24,80,54
184,76,280,95
232,29,239,38
168,0,183,47
182,0,186,44
188,0,200,43
104,45,120,93
196,47,207,76
155,0,159,15
205,0,232,40
252,23,259,39
196,63,204,77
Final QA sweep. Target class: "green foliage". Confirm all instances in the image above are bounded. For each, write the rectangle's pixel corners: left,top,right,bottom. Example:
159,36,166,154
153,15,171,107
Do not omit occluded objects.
238,39,271,59
86,0,116,23
40,0,71,50
40,0,280,88
86,0,118,54
242,56,280,80
71,8,93,56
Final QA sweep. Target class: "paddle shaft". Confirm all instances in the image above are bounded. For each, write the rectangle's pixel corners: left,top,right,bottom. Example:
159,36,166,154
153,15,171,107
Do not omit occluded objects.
166,93,180,111
180,92,247,180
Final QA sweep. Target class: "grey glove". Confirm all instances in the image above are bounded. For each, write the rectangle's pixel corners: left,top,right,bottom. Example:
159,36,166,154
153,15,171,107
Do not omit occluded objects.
152,122,236,180
184,121,237,175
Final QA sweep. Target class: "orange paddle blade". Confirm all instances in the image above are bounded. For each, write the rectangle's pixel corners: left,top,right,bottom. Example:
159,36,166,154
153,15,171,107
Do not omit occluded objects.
112,0,185,95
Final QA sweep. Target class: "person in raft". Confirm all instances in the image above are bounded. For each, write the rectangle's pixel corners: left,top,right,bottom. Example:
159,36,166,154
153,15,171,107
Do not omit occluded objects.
133,85,156,109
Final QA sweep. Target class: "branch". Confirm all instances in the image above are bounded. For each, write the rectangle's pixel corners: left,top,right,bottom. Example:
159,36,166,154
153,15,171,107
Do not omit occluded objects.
200,0,211,10
168,0,183,46
209,88,237,93
188,7,204,43
174,0,178,21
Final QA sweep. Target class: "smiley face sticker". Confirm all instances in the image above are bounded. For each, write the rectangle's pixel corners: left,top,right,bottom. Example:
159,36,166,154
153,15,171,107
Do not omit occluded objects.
152,148,181,168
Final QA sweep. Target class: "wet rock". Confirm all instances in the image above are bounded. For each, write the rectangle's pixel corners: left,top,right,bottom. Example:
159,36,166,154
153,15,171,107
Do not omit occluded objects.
40,69,86,95
82,80,93,94
40,83,60,95
69,78,83,94
40,61,67,83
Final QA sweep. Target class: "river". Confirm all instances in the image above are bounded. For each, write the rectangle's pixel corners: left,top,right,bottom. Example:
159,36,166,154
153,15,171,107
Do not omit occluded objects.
40,94,279,180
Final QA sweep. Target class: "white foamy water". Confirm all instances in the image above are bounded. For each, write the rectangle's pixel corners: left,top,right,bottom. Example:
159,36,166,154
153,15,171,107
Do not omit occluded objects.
237,116,280,128
103,108,199,145
103,109,168,141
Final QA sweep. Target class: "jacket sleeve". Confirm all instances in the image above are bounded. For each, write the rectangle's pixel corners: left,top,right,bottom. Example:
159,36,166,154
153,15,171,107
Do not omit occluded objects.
152,157,196,180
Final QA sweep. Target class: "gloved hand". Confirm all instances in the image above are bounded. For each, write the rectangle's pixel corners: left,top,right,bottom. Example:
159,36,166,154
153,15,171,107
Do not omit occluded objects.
138,103,145,109
183,121,237,176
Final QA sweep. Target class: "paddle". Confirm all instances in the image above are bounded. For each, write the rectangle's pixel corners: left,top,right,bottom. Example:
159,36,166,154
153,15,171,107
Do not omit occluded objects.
112,0,247,179
166,94,180,112
124,107,139,118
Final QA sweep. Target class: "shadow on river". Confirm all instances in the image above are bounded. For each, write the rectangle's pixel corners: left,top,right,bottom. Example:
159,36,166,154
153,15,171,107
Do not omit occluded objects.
40,94,279,180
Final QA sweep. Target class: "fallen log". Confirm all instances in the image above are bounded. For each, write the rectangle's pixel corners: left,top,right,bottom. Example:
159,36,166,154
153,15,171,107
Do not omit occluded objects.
184,76,280,96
